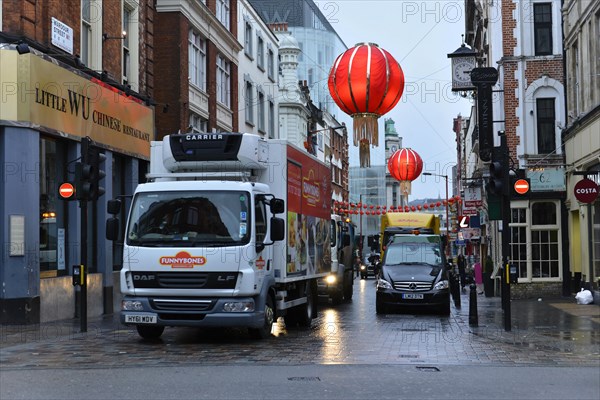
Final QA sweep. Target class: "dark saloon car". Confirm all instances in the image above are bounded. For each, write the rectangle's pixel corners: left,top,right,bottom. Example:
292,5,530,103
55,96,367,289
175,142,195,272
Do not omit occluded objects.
375,236,450,315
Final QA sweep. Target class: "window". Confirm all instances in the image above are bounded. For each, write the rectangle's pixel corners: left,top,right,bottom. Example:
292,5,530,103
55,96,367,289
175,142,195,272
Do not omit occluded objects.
510,208,528,279
244,21,253,58
81,0,92,66
267,47,275,81
531,202,559,279
255,196,267,243
534,3,552,55
189,30,206,91
257,90,265,132
216,0,230,30
245,80,254,125
40,137,68,277
122,7,131,84
257,35,264,70
510,202,561,281
536,98,555,154
216,55,230,107
189,111,208,133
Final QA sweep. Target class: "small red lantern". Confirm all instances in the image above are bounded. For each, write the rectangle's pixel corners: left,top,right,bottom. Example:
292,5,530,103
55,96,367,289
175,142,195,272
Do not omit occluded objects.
436,201,441,207
417,205,422,211
328,43,405,167
387,148,423,199
423,204,429,210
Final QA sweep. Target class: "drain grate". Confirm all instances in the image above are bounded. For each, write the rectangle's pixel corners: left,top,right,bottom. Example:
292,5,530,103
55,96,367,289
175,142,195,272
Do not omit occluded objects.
287,377,321,382
416,366,440,372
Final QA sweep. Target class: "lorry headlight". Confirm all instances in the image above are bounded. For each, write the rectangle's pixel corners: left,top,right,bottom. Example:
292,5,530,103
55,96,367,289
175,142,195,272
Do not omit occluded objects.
377,279,392,290
223,301,255,312
434,280,449,290
122,300,144,311
325,275,337,284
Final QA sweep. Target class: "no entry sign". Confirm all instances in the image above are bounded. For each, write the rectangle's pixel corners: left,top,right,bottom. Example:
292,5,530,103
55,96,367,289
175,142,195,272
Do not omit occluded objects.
574,179,599,204
513,179,530,195
59,182,75,199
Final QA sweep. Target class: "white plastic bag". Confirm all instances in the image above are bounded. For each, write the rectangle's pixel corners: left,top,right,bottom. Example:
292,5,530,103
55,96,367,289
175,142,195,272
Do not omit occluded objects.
575,289,594,305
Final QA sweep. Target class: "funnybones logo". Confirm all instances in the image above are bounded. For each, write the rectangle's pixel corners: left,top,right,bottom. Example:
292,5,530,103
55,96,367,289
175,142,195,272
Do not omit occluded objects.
302,169,321,206
159,251,206,268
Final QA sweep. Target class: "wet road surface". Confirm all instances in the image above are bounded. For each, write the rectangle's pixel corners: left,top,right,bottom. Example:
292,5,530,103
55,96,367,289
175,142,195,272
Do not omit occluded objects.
1,278,599,370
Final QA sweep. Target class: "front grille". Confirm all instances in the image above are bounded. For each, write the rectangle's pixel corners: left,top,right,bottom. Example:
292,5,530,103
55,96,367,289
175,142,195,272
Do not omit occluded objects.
151,298,214,312
132,272,238,289
393,281,432,291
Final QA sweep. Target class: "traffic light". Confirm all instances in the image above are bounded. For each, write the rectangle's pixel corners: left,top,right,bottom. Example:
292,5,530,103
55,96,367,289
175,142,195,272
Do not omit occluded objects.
486,160,505,196
76,137,106,201
87,145,106,200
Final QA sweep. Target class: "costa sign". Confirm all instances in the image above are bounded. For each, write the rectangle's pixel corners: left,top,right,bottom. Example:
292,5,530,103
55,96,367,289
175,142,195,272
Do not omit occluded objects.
574,179,599,204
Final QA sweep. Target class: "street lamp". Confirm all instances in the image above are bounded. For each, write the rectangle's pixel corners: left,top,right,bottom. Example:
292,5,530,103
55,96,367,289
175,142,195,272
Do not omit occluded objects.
423,172,449,248
306,124,346,156
359,192,377,260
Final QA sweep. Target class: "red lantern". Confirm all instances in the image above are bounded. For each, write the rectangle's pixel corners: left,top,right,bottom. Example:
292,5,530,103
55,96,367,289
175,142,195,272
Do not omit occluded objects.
436,201,441,207
404,206,410,212
423,204,429,210
417,205,422,211
328,43,405,167
387,148,423,198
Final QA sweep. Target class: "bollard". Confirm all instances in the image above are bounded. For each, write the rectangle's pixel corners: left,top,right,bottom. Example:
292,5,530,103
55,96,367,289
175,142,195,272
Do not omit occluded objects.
469,283,478,326
451,271,461,308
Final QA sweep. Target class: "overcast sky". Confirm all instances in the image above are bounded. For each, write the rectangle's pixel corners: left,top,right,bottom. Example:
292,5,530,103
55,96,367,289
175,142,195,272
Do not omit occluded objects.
320,0,472,201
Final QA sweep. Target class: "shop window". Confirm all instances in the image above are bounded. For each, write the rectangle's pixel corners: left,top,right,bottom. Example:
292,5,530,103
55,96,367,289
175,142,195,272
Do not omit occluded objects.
40,137,67,277
510,202,561,281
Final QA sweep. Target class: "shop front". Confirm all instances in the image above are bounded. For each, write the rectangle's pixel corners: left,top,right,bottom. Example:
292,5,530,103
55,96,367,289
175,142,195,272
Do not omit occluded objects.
0,49,154,324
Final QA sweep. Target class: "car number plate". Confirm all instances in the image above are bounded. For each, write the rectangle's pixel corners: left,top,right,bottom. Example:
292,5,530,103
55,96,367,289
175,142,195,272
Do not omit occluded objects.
125,314,157,324
402,293,424,300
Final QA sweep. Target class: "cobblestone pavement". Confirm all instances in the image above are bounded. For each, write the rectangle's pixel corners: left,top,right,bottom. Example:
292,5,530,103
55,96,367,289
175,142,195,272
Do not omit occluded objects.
1,279,599,370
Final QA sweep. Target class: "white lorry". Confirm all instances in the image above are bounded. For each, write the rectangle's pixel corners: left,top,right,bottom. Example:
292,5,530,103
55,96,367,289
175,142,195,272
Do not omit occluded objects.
106,133,333,339
317,214,354,304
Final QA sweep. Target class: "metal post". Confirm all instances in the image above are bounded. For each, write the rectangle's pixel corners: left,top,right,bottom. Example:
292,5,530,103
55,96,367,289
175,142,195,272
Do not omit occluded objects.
500,134,511,332
444,175,449,255
79,199,88,333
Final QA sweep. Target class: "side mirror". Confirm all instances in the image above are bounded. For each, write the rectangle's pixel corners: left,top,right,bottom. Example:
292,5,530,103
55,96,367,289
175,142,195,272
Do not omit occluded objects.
269,198,285,214
107,199,122,215
106,217,119,241
342,234,350,246
270,217,285,241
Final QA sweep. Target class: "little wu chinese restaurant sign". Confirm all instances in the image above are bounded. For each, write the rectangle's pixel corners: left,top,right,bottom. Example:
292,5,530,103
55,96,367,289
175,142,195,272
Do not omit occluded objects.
0,50,153,159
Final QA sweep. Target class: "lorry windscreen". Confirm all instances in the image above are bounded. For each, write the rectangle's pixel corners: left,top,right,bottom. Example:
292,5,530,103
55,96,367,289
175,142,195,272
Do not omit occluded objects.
126,191,251,247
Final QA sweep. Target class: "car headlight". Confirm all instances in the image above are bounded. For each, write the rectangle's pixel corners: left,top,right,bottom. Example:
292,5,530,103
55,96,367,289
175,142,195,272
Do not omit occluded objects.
360,265,366,271
434,280,449,290
122,300,144,311
377,278,392,290
325,275,337,284
223,301,255,312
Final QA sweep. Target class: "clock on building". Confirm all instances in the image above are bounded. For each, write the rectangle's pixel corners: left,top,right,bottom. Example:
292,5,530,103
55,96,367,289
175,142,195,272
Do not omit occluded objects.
447,43,477,92
390,145,397,153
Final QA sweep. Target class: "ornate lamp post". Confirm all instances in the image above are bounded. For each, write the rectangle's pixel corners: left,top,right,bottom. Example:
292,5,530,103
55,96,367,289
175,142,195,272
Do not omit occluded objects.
423,172,449,248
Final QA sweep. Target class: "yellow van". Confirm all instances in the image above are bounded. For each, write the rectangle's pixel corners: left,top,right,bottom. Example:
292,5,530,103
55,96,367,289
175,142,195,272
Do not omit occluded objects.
380,212,441,256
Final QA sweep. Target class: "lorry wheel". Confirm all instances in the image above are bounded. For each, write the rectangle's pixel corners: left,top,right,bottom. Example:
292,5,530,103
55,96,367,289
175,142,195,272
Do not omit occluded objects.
297,281,315,327
136,325,165,340
248,295,274,339
331,290,343,305
343,273,354,301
